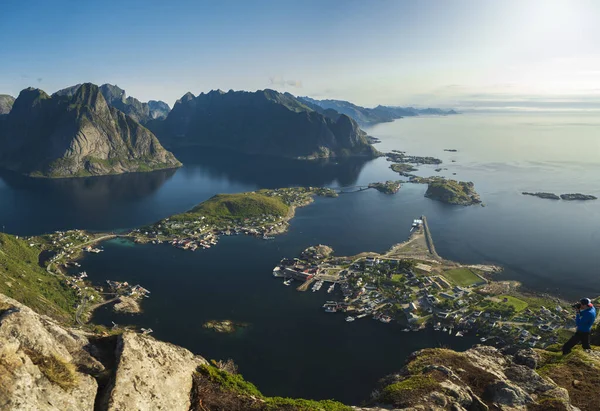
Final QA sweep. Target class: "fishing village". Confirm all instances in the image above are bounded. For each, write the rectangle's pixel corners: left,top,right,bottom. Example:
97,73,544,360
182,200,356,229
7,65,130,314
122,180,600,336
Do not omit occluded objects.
272,216,583,349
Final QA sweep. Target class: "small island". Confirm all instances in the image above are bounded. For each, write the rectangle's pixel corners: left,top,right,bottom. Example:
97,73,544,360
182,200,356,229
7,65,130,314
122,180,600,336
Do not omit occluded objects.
368,181,401,194
523,192,597,201
522,192,560,200
385,151,442,165
425,179,481,206
390,163,418,177
203,320,248,334
444,149,458,152
560,193,597,201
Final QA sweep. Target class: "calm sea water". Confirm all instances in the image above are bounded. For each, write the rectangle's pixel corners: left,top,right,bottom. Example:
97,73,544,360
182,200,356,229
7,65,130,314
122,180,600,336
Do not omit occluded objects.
2,112,600,403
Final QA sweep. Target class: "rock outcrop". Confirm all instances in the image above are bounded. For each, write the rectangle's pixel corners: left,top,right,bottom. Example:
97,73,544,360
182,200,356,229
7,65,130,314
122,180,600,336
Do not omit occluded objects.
0,293,208,411
152,89,379,160
0,84,181,177
0,292,593,410
104,332,207,410
370,346,581,411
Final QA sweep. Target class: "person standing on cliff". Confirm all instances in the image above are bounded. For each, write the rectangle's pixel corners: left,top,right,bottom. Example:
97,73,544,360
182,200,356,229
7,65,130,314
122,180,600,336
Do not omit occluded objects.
562,298,597,355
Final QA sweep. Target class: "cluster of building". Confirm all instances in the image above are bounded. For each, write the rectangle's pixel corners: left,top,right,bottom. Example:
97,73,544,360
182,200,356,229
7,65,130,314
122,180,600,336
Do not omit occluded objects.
105,280,150,298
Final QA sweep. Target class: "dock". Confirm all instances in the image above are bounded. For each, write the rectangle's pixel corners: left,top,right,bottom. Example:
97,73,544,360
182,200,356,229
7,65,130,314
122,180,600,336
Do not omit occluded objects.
421,215,440,259
297,277,316,292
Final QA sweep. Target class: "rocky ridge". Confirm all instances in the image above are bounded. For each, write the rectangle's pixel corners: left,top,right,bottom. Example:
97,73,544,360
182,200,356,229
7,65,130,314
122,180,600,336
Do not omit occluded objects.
0,83,181,177
53,83,171,124
151,89,379,160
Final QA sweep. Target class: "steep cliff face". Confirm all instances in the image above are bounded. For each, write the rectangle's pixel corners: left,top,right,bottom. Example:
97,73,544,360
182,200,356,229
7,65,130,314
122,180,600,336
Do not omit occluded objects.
0,94,15,115
0,84,181,177
54,84,171,124
153,89,379,160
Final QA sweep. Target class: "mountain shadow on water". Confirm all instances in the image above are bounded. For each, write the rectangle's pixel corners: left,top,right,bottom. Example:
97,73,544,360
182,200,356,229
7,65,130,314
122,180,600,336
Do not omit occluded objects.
171,147,373,188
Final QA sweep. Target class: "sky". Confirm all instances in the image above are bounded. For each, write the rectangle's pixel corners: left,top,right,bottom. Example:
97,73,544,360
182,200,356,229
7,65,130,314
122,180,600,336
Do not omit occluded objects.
1,0,600,110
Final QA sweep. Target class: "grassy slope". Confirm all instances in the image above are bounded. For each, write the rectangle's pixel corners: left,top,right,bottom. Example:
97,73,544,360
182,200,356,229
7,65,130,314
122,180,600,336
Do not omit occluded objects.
192,364,352,411
171,192,290,222
0,233,78,322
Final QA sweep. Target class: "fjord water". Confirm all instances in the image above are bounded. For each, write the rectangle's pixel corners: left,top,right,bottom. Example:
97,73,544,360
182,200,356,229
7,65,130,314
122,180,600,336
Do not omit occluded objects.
2,113,600,403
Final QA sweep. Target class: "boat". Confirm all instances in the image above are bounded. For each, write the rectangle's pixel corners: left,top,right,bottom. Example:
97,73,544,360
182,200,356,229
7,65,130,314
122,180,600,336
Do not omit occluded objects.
283,279,292,286
456,331,464,337
401,328,410,332
442,327,447,332
379,315,392,323
345,316,355,322
327,284,335,293
480,337,487,342
273,267,285,277
324,306,337,313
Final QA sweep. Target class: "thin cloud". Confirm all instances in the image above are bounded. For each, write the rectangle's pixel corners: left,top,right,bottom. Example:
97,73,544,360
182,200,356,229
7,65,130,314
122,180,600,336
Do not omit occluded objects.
268,76,303,88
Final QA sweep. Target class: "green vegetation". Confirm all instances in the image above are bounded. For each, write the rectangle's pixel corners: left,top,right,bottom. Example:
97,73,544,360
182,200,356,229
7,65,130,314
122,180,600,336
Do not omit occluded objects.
0,233,78,321
194,364,352,410
442,268,481,287
28,352,78,390
368,181,401,194
537,348,600,410
380,375,439,406
172,192,290,223
496,295,528,312
390,163,417,175
425,179,481,205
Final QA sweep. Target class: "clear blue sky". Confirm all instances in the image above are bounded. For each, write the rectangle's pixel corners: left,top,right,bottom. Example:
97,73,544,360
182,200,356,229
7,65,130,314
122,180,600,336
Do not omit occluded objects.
1,0,599,109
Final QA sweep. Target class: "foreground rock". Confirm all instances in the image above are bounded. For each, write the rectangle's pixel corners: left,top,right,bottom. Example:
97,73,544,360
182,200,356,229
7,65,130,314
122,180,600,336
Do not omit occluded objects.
370,346,580,410
0,294,101,411
105,332,207,410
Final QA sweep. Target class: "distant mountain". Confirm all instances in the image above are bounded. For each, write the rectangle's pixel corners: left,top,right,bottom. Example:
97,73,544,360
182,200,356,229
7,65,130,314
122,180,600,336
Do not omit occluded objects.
299,97,396,126
0,83,181,177
150,89,379,160
53,83,171,124
299,97,459,126
0,95,15,115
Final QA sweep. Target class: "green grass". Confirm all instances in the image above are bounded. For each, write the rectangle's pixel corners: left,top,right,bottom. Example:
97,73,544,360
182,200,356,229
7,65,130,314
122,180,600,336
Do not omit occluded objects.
28,352,78,390
442,268,481,287
496,295,528,312
197,364,352,410
0,233,78,321
172,192,290,222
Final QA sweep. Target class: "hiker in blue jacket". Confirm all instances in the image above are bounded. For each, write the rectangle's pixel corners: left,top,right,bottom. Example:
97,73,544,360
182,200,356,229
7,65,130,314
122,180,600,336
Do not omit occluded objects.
562,298,597,355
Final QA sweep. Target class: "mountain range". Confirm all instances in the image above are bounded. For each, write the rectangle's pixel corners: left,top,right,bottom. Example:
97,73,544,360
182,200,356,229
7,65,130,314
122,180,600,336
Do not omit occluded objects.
299,96,458,126
149,89,379,159
0,82,462,177
53,83,170,124
0,84,180,177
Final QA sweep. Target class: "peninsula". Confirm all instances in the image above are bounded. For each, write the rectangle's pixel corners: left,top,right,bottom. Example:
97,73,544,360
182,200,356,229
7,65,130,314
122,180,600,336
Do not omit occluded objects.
132,187,339,250
272,217,579,352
